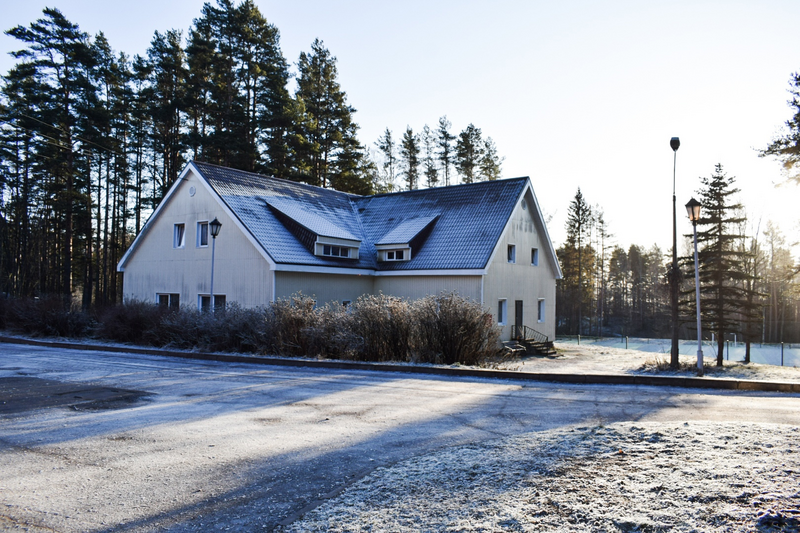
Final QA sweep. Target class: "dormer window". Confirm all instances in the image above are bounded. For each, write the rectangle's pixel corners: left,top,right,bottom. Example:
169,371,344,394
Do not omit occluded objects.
322,245,350,258
387,250,404,261
377,246,411,262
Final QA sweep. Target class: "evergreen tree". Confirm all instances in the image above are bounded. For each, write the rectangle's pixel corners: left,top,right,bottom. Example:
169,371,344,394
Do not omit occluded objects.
760,71,800,183
479,136,502,180
435,116,454,186
557,188,594,335
421,124,439,188
399,126,420,190
146,29,188,201
295,39,368,192
6,7,96,300
375,128,396,191
691,164,757,366
454,123,484,184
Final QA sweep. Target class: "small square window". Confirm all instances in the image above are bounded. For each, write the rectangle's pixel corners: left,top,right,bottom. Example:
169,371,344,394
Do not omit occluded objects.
498,299,507,325
507,244,516,263
198,222,209,247
174,224,185,248
531,248,539,266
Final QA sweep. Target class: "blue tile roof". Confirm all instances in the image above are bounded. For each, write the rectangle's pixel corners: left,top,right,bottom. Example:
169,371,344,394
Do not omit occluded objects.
192,161,528,271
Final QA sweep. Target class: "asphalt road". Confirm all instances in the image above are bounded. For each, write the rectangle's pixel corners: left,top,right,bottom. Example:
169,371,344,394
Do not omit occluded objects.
1,343,799,532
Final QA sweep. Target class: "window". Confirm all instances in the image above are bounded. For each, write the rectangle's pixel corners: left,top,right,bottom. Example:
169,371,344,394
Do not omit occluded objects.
197,221,209,247
386,250,405,261
498,299,507,326
157,293,180,308
342,300,351,308
531,248,539,266
538,299,546,323
199,294,226,312
507,244,516,263
322,245,350,258
173,224,185,248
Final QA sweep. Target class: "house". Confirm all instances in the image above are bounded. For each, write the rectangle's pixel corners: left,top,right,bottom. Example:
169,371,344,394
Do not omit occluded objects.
117,161,562,341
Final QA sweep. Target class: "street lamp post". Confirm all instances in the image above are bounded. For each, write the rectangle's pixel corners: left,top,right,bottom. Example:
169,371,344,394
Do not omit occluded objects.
209,217,222,313
685,198,703,376
670,137,680,368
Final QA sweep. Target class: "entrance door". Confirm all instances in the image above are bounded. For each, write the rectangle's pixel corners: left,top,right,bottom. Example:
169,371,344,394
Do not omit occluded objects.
515,300,523,338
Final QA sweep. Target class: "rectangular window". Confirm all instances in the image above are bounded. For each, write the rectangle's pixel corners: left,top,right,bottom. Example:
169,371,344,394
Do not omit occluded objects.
498,299,507,326
531,248,539,266
507,244,516,263
538,299,546,323
174,224,185,248
157,293,180,308
197,221,209,247
386,250,405,261
199,294,226,312
322,245,350,258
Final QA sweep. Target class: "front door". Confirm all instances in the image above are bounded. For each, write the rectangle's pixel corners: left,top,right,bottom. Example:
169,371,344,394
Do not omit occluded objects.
515,300,523,338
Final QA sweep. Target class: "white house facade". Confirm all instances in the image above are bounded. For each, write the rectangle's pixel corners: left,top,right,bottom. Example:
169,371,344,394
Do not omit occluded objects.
117,162,562,341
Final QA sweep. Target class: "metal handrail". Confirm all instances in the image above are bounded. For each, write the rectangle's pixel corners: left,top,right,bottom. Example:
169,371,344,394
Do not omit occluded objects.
513,325,549,344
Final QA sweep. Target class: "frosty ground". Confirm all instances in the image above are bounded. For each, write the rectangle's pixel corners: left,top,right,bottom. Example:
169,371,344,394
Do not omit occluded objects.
277,342,800,532
1,339,799,532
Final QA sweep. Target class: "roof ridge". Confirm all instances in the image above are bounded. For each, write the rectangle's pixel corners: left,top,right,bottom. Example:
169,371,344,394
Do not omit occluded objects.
361,176,530,200
191,160,362,199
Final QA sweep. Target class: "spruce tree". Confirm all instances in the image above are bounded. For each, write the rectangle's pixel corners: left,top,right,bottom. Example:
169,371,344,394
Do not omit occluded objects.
692,164,757,366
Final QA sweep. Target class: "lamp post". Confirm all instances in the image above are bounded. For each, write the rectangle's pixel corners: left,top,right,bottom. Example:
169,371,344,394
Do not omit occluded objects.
209,217,222,313
685,198,703,376
670,137,680,368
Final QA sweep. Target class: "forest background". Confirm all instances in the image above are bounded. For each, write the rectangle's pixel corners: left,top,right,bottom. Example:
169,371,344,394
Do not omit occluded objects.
1,1,799,344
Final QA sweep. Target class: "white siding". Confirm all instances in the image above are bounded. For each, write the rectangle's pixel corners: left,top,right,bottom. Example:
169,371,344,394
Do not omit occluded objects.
275,271,374,305
374,275,482,302
483,188,558,341
121,169,273,308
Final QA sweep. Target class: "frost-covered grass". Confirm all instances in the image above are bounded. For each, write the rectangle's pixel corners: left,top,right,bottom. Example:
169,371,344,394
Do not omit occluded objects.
279,422,800,532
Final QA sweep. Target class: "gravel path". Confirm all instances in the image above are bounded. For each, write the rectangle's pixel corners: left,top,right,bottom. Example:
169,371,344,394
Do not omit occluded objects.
279,421,800,532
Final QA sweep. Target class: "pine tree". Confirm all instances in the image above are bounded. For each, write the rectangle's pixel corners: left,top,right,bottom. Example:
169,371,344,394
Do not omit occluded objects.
295,39,367,192
375,128,396,191
479,136,502,180
435,116,454,186
6,7,96,300
400,126,420,190
421,124,439,188
455,123,484,184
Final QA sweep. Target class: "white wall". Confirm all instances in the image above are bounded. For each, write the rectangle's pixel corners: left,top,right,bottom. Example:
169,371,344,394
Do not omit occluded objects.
120,169,273,308
483,188,558,341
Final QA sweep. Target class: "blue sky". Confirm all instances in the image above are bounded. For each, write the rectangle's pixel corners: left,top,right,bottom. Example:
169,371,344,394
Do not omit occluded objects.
2,0,799,254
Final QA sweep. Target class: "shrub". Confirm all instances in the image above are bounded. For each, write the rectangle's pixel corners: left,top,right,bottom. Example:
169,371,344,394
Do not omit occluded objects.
348,293,413,362
1,296,94,338
413,292,501,365
96,299,175,344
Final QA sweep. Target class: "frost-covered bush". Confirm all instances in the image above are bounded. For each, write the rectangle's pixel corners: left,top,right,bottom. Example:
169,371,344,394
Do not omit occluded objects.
412,292,501,365
348,293,413,362
1,292,503,365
